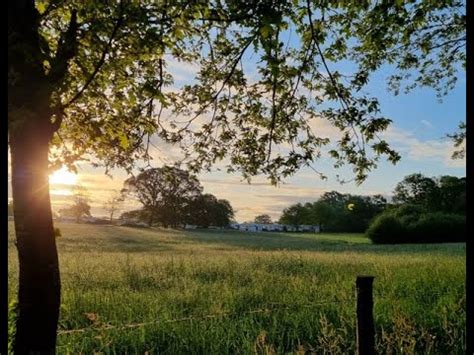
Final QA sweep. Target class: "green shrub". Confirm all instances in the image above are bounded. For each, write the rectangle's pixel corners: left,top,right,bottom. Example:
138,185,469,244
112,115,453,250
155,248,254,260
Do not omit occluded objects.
392,204,424,226
366,213,404,244
409,213,466,243
367,208,465,244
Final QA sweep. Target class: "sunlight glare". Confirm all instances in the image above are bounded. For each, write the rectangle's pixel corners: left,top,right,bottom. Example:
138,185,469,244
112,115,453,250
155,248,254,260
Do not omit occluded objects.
49,167,78,186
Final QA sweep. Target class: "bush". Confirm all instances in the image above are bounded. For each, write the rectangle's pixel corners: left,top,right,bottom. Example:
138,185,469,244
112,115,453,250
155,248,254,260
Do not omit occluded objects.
366,213,405,244
409,212,466,243
392,204,423,219
367,208,465,244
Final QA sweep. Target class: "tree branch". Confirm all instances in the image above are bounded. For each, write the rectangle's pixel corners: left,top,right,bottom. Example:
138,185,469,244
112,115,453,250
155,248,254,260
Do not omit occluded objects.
426,36,466,51
306,0,364,154
48,9,78,84
306,0,349,110
179,35,255,132
267,28,280,163
62,1,124,109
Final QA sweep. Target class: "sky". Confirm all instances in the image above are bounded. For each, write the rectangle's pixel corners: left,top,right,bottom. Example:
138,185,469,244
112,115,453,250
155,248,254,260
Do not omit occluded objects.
8,36,466,224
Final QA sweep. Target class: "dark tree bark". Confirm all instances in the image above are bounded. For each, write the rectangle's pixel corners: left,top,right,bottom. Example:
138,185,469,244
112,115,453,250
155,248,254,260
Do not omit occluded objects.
9,1,64,353
9,123,60,354
148,211,154,227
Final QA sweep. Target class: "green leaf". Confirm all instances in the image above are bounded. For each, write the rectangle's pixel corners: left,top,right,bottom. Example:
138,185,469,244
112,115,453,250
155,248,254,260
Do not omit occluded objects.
259,25,273,39
36,2,47,14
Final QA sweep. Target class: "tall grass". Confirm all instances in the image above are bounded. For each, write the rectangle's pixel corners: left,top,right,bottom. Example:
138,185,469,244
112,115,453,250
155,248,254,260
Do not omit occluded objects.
8,222,465,354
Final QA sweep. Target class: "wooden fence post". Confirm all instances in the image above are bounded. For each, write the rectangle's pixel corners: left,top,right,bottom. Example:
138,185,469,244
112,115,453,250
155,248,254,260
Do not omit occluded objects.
356,276,375,355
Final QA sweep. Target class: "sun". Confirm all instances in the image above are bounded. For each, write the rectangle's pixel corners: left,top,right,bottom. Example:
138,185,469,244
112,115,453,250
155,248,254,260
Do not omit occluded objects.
49,167,78,186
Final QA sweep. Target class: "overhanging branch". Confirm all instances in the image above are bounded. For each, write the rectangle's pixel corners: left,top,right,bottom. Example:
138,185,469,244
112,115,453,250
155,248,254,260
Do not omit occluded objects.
62,1,125,109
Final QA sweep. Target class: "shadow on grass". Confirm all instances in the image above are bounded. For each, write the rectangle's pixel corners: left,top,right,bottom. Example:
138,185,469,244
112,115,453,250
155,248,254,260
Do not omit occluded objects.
57,230,175,253
180,229,465,255
33,222,464,255
61,238,174,253
182,230,366,252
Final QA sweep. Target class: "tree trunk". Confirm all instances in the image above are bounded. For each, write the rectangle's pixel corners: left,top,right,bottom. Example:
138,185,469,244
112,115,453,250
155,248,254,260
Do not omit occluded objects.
8,0,79,352
9,124,60,354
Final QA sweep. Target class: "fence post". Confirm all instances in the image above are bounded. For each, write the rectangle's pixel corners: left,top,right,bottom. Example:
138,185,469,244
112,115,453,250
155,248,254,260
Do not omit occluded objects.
356,276,375,355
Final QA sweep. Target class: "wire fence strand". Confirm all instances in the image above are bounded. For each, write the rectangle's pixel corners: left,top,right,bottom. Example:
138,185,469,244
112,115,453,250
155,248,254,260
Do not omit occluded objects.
58,297,356,335
57,289,463,336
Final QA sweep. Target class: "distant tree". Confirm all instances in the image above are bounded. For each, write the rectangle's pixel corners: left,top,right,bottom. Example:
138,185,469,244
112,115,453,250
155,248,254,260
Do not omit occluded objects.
310,201,334,231
393,174,439,208
435,176,465,214
344,195,388,232
254,214,272,224
319,191,347,208
279,192,387,233
58,187,92,222
123,166,202,227
213,199,235,227
369,194,388,211
8,201,14,217
187,194,234,228
103,191,124,222
186,194,213,227
279,203,306,228
392,174,465,214
300,203,317,225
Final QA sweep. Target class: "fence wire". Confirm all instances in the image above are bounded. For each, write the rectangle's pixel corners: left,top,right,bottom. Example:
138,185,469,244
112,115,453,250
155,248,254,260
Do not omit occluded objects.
57,297,355,335
57,289,462,336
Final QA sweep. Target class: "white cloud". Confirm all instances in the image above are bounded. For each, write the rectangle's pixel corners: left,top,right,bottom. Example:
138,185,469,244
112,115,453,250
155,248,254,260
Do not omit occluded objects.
382,126,466,169
420,120,434,129
164,55,199,82
308,116,342,141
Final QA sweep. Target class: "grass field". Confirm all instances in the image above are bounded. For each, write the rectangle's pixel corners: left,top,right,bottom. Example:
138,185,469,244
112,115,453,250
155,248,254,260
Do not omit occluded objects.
8,222,466,354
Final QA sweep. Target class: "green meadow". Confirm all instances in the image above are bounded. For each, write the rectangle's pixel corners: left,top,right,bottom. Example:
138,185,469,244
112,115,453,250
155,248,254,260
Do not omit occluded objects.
8,222,465,354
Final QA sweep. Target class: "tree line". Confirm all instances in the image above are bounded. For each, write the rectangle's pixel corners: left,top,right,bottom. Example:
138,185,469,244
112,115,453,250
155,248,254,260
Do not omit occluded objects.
278,173,466,240
368,174,465,244
279,192,387,232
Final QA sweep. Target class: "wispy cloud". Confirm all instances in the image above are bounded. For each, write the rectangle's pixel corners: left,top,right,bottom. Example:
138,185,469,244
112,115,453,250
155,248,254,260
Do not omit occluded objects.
420,120,434,129
382,126,466,169
164,55,199,82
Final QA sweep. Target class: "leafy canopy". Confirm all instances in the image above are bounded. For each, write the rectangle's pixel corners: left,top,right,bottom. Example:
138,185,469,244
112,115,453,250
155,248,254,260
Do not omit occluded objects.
187,194,234,228
254,214,273,224
279,191,387,232
123,166,203,227
393,173,465,213
10,0,465,183
123,166,234,227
